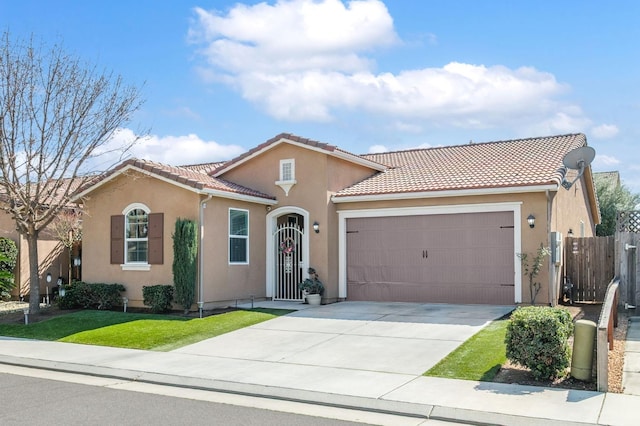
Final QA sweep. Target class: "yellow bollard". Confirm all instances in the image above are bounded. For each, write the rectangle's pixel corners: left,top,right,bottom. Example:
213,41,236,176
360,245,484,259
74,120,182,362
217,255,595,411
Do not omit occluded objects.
571,319,597,381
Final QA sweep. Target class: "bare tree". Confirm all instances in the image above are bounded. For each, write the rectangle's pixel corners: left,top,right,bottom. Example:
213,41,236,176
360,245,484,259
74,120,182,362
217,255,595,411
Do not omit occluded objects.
0,32,145,313
49,206,82,286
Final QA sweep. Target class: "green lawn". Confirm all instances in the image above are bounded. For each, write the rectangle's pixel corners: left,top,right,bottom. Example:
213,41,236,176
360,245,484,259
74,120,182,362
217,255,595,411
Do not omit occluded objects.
424,319,508,381
0,308,291,351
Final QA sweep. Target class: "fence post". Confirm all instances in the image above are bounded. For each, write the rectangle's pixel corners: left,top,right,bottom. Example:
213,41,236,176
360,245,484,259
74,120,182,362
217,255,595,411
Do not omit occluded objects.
597,278,619,392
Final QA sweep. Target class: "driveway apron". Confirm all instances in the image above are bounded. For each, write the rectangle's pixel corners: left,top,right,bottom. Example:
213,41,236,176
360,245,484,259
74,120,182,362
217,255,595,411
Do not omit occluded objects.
174,301,514,376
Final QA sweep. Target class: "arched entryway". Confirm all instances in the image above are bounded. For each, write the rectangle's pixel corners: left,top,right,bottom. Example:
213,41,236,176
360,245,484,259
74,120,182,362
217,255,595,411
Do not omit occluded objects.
266,207,310,301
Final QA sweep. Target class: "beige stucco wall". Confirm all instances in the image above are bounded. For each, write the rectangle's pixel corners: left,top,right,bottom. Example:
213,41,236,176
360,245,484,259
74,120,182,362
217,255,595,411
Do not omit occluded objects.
81,170,272,309
200,198,267,305
0,210,68,300
81,171,201,307
550,174,597,238
219,143,377,301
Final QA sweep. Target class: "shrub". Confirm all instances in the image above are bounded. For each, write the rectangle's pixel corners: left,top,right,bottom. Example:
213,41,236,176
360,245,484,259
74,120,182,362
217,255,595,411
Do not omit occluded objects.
298,267,324,295
172,218,198,313
58,282,126,310
505,306,573,380
143,285,174,313
0,237,18,299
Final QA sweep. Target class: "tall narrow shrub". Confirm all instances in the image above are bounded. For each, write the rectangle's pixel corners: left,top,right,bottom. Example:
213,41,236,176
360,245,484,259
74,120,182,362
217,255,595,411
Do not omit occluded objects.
172,218,198,313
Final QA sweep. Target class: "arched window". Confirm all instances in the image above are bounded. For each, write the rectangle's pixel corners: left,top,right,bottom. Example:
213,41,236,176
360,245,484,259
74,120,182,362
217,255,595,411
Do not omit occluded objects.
111,203,163,269
125,208,149,263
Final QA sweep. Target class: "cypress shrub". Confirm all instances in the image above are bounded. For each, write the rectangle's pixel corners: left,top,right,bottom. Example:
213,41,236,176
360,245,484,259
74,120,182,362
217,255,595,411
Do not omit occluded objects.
505,306,574,380
172,218,198,313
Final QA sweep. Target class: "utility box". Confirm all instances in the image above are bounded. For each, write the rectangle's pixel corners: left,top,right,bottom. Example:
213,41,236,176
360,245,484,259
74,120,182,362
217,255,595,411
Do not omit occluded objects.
571,319,596,381
550,231,563,266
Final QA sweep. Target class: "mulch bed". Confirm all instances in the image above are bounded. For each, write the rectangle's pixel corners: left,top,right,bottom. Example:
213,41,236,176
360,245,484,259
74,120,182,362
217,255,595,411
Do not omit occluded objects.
493,303,625,392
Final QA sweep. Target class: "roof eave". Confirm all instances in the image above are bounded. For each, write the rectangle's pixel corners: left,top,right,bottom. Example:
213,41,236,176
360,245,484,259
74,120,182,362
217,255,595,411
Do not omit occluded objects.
201,188,277,205
72,163,276,205
332,184,559,204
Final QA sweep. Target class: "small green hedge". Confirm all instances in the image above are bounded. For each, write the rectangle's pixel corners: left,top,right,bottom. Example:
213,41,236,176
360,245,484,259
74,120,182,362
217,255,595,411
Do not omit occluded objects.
58,282,126,310
143,284,174,313
505,306,573,380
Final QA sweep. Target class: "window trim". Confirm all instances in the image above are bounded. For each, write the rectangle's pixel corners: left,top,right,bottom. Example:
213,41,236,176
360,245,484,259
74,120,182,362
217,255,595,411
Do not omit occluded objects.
275,159,297,196
123,203,150,267
278,158,295,183
229,208,249,265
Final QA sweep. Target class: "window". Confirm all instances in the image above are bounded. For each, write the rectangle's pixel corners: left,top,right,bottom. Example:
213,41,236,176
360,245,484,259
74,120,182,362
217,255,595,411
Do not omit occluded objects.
111,204,163,269
276,159,296,196
279,159,295,182
126,208,149,263
229,209,249,264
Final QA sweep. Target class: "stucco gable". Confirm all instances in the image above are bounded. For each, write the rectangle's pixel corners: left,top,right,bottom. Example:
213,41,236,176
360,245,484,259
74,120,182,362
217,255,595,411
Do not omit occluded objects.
212,133,387,178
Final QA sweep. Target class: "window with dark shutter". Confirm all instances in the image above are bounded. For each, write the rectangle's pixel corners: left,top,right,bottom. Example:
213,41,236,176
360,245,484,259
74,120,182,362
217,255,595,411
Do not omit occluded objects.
111,215,125,264
148,213,164,264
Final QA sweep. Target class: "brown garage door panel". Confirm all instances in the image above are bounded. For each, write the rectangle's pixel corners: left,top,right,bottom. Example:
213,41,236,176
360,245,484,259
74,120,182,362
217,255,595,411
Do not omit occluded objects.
346,211,514,304
347,281,513,305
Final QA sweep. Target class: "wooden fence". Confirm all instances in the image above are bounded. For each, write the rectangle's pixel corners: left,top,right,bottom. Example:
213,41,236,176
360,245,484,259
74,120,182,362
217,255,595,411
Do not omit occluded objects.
564,236,615,302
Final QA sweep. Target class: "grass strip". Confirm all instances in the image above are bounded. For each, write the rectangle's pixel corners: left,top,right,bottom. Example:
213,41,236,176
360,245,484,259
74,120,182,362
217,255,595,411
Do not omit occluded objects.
424,319,508,381
0,308,293,351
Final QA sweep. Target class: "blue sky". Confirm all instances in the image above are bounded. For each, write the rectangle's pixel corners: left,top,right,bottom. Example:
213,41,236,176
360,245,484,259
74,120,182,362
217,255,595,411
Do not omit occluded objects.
3,1,640,189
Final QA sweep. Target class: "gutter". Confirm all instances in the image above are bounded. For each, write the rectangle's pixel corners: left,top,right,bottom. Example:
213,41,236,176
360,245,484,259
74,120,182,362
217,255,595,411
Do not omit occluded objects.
198,194,213,308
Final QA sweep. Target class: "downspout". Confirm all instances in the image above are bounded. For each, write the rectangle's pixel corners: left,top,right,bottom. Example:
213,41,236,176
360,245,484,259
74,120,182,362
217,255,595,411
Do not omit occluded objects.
547,189,555,306
198,194,213,308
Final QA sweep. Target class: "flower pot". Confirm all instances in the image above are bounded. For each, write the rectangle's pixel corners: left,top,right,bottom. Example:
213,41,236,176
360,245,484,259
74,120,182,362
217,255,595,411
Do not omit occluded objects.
306,294,321,306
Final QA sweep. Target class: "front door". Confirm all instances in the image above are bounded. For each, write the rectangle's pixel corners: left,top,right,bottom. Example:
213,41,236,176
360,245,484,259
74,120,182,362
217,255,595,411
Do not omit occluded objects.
273,215,304,301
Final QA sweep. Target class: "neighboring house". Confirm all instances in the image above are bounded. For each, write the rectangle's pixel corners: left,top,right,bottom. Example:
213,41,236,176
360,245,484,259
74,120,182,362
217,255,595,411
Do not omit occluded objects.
0,178,82,300
73,132,599,308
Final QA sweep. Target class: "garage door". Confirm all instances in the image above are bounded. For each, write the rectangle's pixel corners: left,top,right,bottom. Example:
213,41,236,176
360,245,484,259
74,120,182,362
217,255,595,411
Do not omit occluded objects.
346,211,514,304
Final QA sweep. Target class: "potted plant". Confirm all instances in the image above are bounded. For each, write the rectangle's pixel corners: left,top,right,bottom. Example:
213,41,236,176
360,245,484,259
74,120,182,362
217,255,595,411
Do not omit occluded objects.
299,267,324,305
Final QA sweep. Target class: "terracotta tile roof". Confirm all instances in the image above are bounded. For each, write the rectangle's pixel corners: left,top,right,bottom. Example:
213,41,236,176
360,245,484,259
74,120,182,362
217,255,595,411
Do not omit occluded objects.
75,158,275,201
213,132,386,176
335,133,587,198
180,161,227,174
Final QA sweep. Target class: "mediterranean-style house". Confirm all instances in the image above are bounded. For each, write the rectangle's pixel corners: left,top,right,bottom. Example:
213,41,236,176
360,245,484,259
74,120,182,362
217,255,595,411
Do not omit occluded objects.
72,132,599,309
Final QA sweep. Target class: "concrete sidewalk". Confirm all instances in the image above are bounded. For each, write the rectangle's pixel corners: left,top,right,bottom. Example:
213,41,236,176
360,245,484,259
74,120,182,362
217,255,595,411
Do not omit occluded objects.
0,303,638,425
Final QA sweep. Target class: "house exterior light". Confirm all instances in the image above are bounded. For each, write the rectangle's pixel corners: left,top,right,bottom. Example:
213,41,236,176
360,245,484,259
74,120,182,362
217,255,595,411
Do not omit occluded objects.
527,214,536,228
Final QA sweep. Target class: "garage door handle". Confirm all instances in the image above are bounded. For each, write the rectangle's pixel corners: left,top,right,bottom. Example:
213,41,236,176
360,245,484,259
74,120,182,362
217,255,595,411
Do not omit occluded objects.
422,250,428,259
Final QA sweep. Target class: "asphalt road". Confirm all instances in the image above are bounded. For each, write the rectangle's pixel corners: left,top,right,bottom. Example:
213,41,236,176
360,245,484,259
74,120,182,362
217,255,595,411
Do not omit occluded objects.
0,365,456,426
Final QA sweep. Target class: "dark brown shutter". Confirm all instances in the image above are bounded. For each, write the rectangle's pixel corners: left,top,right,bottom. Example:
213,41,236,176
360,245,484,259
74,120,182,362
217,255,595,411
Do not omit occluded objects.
148,213,164,264
110,215,124,264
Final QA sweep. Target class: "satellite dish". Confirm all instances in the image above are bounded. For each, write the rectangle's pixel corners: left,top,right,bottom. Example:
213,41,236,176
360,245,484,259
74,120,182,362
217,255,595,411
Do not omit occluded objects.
561,146,596,189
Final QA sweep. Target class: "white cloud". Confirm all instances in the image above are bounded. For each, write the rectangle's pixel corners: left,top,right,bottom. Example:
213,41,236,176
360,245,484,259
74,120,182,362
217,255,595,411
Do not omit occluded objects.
189,0,591,134
593,154,620,167
87,128,244,171
368,144,388,153
591,124,619,139
524,111,592,136
130,133,244,165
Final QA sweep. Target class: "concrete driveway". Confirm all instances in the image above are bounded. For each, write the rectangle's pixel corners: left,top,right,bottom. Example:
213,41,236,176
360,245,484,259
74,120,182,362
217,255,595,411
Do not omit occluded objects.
174,301,514,376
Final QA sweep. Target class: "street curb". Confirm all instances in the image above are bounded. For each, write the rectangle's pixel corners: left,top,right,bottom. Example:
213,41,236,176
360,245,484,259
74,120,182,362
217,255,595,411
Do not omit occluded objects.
0,355,601,426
